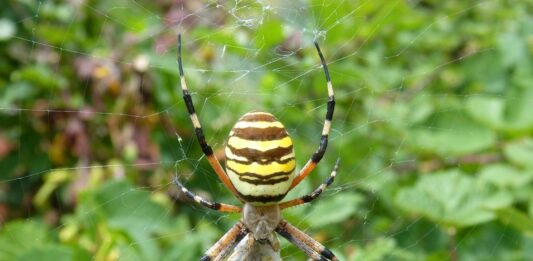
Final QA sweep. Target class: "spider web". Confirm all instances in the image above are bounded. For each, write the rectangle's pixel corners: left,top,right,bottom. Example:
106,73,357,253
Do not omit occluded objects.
1,0,532,260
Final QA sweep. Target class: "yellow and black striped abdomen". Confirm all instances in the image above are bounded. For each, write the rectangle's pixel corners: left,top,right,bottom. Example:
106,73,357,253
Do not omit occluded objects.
225,111,296,205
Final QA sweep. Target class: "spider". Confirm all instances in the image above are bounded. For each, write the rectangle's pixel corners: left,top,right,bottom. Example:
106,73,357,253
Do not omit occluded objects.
174,34,339,261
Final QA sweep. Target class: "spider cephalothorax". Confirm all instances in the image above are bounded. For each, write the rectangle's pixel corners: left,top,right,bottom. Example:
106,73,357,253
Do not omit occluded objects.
174,34,339,261
242,204,281,242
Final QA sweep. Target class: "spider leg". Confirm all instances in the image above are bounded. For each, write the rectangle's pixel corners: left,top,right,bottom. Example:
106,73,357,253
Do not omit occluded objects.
200,221,248,261
275,220,338,261
177,34,243,201
290,41,335,190
279,158,339,210
174,177,241,213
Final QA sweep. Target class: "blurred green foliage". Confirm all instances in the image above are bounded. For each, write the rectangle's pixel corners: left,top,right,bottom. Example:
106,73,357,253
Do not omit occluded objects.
1,0,533,260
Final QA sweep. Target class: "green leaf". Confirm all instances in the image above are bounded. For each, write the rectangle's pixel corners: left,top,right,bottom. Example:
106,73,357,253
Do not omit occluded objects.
406,94,435,124
11,66,66,91
495,208,533,236
352,237,396,261
162,219,220,261
0,220,89,261
479,164,533,188
530,198,533,218
306,192,363,227
461,49,507,93
35,24,76,46
395,169,512,227
504,139,533,169
0,221,48,260
16,245,74,261
479,164,533,202
498,30,529,68
77,181,172,260
104,3,155,33
408,111,496,155
466,87,533,133
0,83,37,107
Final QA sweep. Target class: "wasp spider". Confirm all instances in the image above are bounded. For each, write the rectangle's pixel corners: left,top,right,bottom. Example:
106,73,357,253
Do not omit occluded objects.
174,34,339,261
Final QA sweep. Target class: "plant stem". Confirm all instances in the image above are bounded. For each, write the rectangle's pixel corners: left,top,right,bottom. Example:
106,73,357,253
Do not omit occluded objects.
448,227,458,261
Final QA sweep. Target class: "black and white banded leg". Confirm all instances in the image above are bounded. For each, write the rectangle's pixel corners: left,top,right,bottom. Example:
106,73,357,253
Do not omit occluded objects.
174,177,241,213
290,40,335,189
276,220,338,261
279,158,340,210
200,221,249,261
177,34,243,201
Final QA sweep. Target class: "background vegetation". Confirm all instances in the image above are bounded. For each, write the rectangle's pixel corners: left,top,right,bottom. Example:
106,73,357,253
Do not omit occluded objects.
1,0,533,260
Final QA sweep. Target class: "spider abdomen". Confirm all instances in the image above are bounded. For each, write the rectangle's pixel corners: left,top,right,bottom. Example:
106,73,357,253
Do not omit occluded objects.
225,111,296,205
